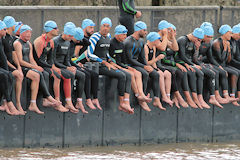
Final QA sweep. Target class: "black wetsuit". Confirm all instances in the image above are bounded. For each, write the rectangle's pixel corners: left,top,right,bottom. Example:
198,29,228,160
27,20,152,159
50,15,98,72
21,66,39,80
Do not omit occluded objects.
77,36,91,64
109,37,132,94
2,33,16,72
157,47,189,92
0,38,14,102
177,35,204,94
212,38,240,93
16,38,51,98
69,40,99,99
118,0,137,36
230,38,240,70
124,36,160,98
53,35,85,99
87,32,128,96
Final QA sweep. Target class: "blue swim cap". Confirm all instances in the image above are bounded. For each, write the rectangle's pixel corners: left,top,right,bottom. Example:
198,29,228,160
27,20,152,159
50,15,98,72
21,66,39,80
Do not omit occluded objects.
3,16,16,28
147,32,161,42
82,19,95,29
114,25,128,35
0,20,6,30
14,21,23,34
101,17,112,27
200,22,213,29
202,26,214,36
193,28,204,39
74,27,84,41
64,23,75,36
158,20,170,30
64,22,76,28
169,23,176,31
20,25,32,35
219,24,232,35
134,21,147,32
44,20,57,33
232,25,240,34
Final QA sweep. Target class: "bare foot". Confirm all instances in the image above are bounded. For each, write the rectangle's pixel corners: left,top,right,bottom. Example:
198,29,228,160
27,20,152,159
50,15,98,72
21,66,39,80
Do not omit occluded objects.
209,97,223,109
0,105,5,111
176,96,188,108
42,98,55,107
119,103,134,114
216,95,229,104
162,96,173,107
7,102,20,115
2,103,15,115
232,101,240,106
198,98,211,109
153,98,166,111
54,104,69,112
75,102,88,114
186,98,198,109
138,95,152,103
92,99,102,110
86,99,96,110
172,97,180,109
192,95,203,109
65,103,79,114
28,102,44,114
139,101,151,111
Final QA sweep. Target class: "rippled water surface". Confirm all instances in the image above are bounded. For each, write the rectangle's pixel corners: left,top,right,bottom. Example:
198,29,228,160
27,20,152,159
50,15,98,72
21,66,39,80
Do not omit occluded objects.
1,143,240,159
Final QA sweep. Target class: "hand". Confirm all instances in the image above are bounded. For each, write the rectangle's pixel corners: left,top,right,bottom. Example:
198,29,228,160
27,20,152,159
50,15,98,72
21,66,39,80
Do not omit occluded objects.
176,63,187,72
53,66,61,75
33,65,44,72
194,64,202,70
135,11,142,18
127,66,135,71
168,28,174,39
103,61,116,70
67,66,77,74
194,41,201,51
162,28,168,37
17,67,24,76
156,54,165,61
77,62,84,67
144,65,153,73
223,40,230,51
185,63,195,72
219,65,228,76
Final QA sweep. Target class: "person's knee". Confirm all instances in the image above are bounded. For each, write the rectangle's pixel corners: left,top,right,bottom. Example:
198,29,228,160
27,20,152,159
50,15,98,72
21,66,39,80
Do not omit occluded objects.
164,70,171,79
31,72,40,81
15,70,24,81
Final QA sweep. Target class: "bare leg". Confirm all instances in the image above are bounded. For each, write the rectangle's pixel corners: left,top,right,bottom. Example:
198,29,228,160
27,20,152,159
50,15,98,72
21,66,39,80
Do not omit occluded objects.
65,98,79,113
26,70,44,114
158,70,173,106
12,70,25,115
164,70,173,106
174,91,188,108
118,95,134,114
223,90,238,102
86,98,96,110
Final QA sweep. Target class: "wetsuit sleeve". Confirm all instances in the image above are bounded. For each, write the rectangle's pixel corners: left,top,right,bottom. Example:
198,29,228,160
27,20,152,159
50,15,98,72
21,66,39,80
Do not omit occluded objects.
33,40,52,68
122,0,137,15
53,40,68,69
177,38,195,65
192,50,201,65
0,43,9,70
230,42,240,66
211,41,224,67
87,33,103,62
161,51,176,67
124,39,145,67
139,42,147,65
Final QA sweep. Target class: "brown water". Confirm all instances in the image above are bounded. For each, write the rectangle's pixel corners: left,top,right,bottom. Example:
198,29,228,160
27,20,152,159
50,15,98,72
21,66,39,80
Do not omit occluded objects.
1,142,240,159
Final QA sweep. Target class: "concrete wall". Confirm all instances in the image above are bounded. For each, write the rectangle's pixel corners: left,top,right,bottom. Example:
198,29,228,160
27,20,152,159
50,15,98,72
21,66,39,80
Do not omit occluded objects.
0,6,239,42
1,74,240,148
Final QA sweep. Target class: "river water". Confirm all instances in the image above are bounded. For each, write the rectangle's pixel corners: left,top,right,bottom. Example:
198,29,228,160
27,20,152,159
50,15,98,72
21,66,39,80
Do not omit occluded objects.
1,142,240,160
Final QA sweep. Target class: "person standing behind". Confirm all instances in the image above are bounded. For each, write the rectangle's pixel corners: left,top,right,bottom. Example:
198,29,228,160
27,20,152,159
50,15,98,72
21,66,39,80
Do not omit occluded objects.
118,0,142,36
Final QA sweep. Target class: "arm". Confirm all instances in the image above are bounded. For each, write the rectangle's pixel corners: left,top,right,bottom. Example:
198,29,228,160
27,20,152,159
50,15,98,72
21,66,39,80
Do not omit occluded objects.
177,37,195,65
29,42,38,66
12,51,21,69
122,0,137,15
161,51,176,67
156,34,168,51
211,40,224,67
144,44,157,65
33,38,52,68
192,49,201,65
87,33,103,62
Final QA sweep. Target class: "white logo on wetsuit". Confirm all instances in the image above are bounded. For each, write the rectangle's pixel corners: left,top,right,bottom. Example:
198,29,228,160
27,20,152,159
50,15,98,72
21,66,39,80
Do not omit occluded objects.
100,44,110,48
61,46,68,50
